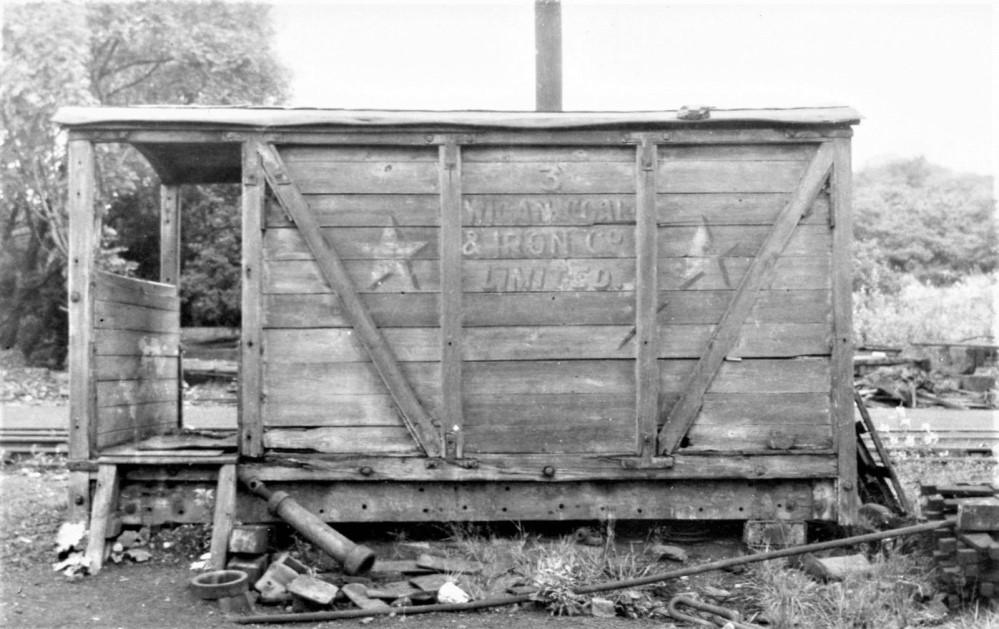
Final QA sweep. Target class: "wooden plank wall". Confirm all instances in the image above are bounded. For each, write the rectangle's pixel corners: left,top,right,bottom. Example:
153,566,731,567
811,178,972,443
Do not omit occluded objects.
655,144,833,452
258,140,836,458
262,146,441,453
93,271,180,449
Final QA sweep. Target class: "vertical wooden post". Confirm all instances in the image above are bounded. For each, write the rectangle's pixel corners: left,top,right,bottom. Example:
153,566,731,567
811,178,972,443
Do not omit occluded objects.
240,142,265,457
209,464,238,570
635,137,659,460
831,138,858,525
535,0,563,112
67,139,97,462
85,464,119,574
160,185,183,430
159,185,182,285
440,139,463,459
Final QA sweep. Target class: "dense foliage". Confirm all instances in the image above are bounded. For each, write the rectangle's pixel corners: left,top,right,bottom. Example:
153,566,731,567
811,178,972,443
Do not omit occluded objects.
1,1,287,365
852,157,996,292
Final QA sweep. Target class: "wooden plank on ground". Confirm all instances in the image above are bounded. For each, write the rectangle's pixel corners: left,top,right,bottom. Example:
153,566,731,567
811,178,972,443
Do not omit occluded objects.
658,143,835,454
209,464,237,570
85,464,118,574
257,142,441,457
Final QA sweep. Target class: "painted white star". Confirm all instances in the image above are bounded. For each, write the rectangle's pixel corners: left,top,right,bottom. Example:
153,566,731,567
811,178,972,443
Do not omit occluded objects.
360,226,429,290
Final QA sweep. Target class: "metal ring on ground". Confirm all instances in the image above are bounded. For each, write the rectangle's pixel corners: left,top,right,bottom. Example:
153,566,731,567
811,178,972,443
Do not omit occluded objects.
190,570,250,600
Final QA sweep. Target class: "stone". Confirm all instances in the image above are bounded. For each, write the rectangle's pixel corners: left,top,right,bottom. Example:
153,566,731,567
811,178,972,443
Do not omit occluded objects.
590,597,616,618
801,553,872,581
437,581,471,604
255,562,298,602
702,585,732,600
288,575,339,605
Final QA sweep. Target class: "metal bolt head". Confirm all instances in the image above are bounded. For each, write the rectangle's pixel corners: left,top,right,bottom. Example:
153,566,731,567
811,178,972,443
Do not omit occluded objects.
542,465,556,478
842,481,854,491
70,291,81,303
359,466,374,477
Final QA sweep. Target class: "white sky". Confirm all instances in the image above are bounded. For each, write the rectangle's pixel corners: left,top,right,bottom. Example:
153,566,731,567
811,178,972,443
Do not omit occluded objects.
272,1,996,176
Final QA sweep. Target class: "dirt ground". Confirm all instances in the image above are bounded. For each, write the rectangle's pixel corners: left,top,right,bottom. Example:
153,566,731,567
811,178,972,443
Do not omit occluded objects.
0,464,697,629
3,457,997,628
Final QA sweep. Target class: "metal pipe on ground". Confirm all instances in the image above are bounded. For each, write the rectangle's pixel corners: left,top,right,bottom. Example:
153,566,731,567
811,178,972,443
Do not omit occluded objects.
239,473,376,575
231,518,955,624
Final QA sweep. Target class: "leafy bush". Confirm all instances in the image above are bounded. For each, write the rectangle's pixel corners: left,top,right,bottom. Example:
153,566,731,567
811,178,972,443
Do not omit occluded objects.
854,273,996,348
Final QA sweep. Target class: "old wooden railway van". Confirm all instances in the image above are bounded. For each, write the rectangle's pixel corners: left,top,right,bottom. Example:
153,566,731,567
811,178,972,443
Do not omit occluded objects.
55,107,861,535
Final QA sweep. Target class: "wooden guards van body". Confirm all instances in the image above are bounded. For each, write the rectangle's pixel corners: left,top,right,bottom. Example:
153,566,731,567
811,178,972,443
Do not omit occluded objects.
55,107,860,554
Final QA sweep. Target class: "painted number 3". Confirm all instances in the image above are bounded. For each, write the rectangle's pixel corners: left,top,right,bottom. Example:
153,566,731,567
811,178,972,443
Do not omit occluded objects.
539,163,564,192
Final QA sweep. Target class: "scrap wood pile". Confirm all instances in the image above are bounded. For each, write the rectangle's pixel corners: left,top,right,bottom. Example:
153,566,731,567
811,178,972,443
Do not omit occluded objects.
198,528,502,613
921,483,999,602
855,344,997,410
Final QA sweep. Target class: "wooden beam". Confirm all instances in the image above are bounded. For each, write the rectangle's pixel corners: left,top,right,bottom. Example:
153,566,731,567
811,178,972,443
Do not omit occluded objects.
159,185,181,284
240,142,265,457
635,137,659,459
831,139,858,525
535,0,563,112
209,463,237,570
440,139,463,459
658,142,835,454
67,139,97,461
85,464,118,574
255,142,442,457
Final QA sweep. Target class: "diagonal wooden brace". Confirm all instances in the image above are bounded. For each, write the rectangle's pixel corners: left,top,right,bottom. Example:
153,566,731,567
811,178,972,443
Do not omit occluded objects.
255,142,442,457
657,142,836,455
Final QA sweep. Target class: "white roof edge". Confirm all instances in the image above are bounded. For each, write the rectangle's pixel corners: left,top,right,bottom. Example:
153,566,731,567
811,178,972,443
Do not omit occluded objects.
53,106,861,129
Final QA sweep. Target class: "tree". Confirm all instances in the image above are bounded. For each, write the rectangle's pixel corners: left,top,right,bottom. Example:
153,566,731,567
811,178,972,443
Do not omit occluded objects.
1,1,288,365
853,157,997,288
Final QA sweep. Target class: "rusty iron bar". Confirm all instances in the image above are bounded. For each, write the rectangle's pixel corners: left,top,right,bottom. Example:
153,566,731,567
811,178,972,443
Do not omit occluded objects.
239,473,376,575
230,518,955,624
